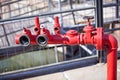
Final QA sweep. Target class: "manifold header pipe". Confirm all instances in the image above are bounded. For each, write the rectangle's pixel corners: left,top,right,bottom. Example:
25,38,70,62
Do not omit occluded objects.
15,16,118,80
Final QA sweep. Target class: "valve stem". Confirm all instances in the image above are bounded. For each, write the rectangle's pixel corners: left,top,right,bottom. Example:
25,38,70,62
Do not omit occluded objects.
83,16,94,26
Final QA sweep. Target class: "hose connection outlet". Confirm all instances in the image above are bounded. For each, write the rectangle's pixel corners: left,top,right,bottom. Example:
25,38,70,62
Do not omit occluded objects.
36,35,48,47
19,35,30,46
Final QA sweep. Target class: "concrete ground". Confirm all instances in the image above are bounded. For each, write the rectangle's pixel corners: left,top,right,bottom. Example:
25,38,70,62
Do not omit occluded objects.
24,60,120,80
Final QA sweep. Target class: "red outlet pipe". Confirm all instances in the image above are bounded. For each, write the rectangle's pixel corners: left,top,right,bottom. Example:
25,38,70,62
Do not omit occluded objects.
54,16,60,34
15,16,118,80
34,16,40,35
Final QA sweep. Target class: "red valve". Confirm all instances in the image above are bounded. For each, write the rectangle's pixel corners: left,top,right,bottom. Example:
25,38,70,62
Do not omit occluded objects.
15,16,118,80
83,16,95,45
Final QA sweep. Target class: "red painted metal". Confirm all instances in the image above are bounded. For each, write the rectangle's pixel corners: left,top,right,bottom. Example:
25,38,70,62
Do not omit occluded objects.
15,28,37,46
104,34,118,80
15,16,118,80
54,16,60,34
34,16,40,35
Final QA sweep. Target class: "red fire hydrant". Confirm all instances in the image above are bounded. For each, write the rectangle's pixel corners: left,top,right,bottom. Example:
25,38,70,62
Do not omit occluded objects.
15,16,118,80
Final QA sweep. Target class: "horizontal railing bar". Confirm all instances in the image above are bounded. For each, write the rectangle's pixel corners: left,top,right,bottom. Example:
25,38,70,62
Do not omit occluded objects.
0,0,23,7
0,6,95,24
0,55,97,80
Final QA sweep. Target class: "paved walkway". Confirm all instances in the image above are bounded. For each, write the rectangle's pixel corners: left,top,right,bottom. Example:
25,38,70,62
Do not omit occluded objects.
24,60,120,80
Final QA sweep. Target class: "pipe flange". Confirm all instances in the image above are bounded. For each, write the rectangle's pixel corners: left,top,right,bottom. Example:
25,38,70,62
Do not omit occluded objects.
96,28,103,50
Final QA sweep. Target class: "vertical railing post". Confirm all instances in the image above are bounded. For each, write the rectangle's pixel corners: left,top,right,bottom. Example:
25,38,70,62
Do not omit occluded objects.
95,0,103,27
68,0,76,24
95,0,104,63
58,0,66,61
116,0,119,18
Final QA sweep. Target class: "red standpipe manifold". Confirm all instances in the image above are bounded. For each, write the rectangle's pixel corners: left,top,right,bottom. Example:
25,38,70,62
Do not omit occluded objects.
15,16,118,80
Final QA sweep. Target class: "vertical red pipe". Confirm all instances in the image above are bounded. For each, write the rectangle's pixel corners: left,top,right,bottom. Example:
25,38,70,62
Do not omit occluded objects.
107,49,117,80
104,34,118,80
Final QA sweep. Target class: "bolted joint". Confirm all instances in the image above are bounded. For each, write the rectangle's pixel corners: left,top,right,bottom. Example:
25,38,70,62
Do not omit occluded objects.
95,28,104,50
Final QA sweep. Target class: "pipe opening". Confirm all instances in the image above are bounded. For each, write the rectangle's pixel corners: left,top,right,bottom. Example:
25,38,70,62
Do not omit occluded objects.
20,35,30,46
36,35,48,47
34,28,39,31
54,27,59,31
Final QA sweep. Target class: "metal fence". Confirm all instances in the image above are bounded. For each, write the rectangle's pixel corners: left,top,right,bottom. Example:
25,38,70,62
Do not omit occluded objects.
0,0,120,47
0,0,120,79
